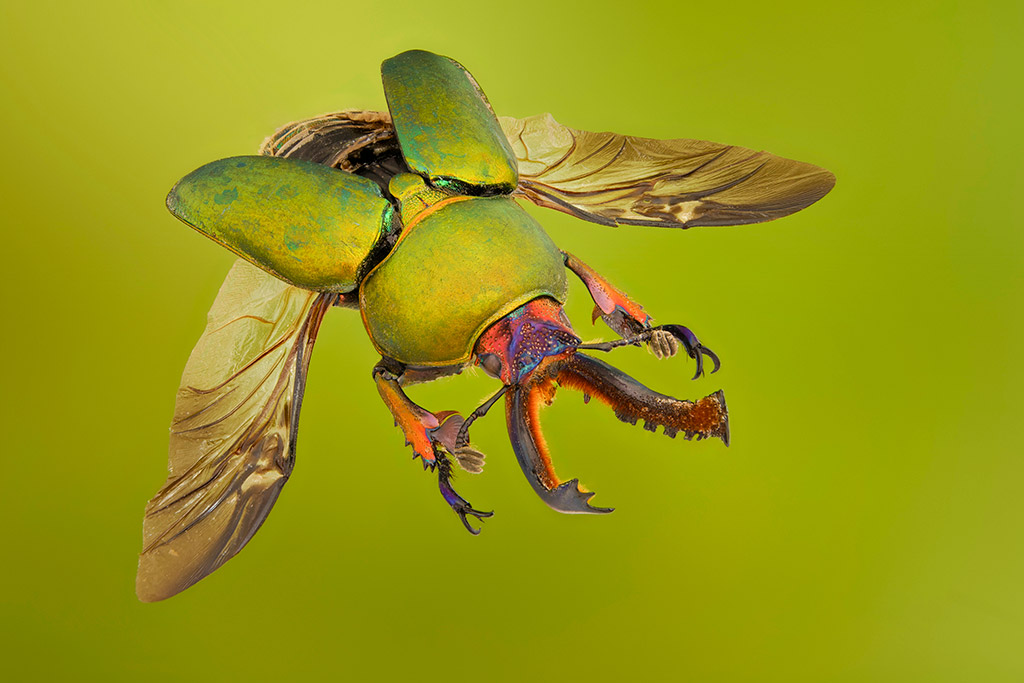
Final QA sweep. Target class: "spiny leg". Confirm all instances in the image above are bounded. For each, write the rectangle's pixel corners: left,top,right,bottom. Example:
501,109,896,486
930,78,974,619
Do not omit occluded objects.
372,360,493,533
435,451,493,535
563,251,720,376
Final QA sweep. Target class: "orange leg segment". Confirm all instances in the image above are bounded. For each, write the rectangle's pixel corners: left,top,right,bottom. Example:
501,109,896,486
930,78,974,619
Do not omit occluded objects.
563,251,651,332
372,362,493,533
374,369,441,465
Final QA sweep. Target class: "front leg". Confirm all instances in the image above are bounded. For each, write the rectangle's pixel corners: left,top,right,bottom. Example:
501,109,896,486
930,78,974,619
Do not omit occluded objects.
563,251,650,338
563,251,721,378
372,360,492,533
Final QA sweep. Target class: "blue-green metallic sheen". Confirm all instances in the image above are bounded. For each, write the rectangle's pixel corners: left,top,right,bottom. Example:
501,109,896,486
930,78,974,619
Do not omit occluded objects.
167,155,394,292
382,50,518,193
359,196,568,366
388,172,448,224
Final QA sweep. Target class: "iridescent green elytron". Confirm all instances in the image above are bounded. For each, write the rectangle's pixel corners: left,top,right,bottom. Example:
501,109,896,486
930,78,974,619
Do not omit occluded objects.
167,155,393,292
142,48,834,602
382,49,518,193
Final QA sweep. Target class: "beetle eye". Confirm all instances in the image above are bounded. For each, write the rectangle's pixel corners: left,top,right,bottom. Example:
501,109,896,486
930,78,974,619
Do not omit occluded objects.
478,353,503,379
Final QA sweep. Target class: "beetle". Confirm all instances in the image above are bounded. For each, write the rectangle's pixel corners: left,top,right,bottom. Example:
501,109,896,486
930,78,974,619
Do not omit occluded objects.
136,49,834,601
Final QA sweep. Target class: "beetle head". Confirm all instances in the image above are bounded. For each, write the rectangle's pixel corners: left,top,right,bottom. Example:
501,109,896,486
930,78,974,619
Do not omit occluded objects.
474,298,729,514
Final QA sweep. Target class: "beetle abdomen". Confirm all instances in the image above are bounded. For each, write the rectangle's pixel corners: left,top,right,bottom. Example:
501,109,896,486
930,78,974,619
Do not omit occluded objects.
359,196,567,366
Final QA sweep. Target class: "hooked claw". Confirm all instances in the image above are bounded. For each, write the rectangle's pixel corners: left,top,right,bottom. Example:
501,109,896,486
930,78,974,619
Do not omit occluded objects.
437,453,494,535
659,325,721,380
456,506,494,535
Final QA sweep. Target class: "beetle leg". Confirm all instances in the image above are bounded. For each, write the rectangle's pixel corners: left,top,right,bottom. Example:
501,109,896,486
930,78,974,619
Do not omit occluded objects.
436,451,494,535
373,362,492,531
564,251,720,375
373,363,486,469
578,325,721,380
563,251,650,336
373,363,442,466
455,386,509,449
659,324,721,379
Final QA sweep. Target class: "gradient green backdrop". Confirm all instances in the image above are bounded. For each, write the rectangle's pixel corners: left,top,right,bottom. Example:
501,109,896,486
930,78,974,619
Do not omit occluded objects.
2,1,1021,680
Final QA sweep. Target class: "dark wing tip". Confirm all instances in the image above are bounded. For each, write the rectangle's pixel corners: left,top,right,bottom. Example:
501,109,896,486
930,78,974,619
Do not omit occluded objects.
683,158,836,228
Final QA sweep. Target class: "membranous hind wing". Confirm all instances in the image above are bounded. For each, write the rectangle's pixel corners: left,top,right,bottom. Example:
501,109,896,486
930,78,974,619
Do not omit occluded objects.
258,109,834,228
139,110,406,600
258,109,408,190
137,261,333,601
499,113,835,228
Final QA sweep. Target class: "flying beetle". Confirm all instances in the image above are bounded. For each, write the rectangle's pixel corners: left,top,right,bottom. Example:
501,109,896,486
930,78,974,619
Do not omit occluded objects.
137,49,834,601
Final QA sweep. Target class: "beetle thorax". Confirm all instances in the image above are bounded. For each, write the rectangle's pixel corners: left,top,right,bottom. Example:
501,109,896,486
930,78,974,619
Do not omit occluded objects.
388,173,449,225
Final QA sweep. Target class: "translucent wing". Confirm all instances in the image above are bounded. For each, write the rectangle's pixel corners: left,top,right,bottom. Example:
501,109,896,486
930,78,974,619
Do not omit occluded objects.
137,260,333,601
138,109,400,600
499,113,835,228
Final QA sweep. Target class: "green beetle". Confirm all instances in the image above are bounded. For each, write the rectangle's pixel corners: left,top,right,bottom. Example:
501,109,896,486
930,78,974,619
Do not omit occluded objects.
137,50,834,601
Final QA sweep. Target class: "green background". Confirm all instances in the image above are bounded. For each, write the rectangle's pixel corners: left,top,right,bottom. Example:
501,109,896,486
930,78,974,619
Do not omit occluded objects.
2,0,1021,680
